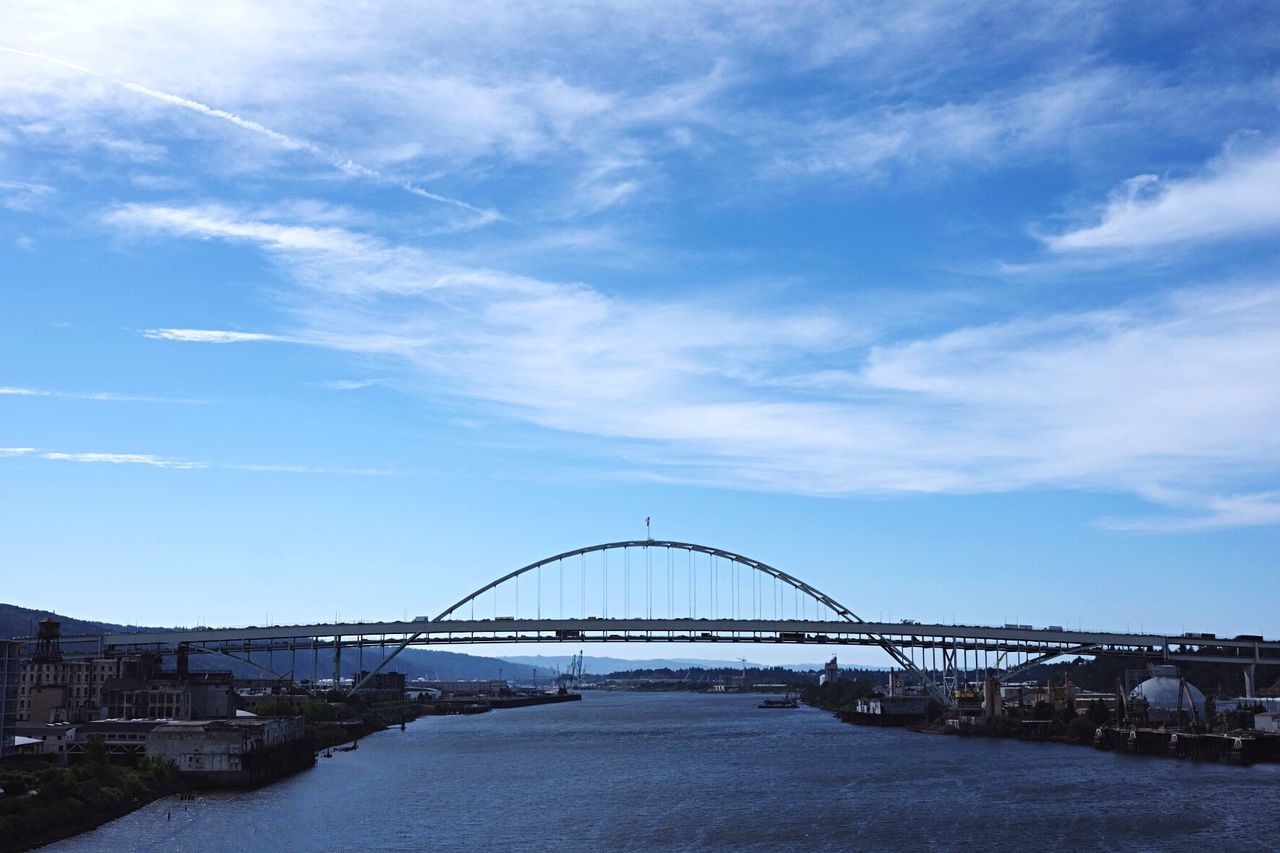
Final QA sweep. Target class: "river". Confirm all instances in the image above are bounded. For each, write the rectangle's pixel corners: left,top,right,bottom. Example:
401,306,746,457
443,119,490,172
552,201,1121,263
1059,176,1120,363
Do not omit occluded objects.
49,692,1280,851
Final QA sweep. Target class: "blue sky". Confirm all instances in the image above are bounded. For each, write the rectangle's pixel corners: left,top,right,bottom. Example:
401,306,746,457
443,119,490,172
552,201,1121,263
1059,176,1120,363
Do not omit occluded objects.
2,2,1278,664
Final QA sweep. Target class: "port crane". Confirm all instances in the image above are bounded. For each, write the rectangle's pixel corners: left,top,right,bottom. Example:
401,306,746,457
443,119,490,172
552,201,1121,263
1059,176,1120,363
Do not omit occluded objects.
556,650,585,692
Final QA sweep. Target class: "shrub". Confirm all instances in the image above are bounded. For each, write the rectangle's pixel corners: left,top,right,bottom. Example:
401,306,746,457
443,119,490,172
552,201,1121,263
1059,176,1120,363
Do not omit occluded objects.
1067,715,1098,743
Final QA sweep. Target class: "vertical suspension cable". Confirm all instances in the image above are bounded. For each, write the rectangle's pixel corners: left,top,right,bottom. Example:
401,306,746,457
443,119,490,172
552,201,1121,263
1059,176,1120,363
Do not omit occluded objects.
670,548,680,614
668,548,674,618
689,549,694,618
712,555,718,618
646,545,652,620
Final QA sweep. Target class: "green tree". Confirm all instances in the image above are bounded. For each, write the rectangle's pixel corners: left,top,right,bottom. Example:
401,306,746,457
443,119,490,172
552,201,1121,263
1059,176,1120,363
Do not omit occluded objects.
1067,715,1097,743
85,734,108,767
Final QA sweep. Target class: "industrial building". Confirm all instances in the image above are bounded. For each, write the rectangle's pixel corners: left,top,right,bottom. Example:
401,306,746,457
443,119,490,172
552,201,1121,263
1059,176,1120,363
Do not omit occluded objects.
16,619,131,723
352,670,407,703
0,639,19,758
416,679,508,697
14,620,237,724
146,717,311,786
1253,711,1280,733
819,656,839,687
1126,665,1207,724
64,719,163,760
12,720,78,757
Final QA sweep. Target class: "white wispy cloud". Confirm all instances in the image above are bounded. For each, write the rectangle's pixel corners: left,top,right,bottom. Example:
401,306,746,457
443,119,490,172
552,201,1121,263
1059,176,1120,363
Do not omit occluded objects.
773,69,1116,180
1,445,395,476
107,202,1280,529
0,44,499,223
0,385,206,402
1045,141,1280,252
6,2,1259,220
9,3,1280,534
1097,492,1280,533
0,178,54,211
40,451,207,469
141,328,286,344
315,379,384,391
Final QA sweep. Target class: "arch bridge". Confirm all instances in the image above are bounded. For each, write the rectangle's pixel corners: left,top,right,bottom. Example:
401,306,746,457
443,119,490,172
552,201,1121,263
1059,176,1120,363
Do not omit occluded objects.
71,540,1279,706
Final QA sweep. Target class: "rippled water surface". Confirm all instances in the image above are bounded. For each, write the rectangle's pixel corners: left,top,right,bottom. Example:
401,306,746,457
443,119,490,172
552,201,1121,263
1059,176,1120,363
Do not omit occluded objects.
49,692,1280,851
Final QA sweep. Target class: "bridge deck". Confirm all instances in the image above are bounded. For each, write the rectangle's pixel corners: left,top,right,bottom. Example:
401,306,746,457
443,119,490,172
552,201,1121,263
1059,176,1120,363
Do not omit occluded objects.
45,619,1280,666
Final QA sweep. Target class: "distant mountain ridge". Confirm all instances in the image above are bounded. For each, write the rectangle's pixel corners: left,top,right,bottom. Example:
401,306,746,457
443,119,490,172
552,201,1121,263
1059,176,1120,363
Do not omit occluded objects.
0,601,162,638
0,602,552,682
501,654,890,674
1,603,890,680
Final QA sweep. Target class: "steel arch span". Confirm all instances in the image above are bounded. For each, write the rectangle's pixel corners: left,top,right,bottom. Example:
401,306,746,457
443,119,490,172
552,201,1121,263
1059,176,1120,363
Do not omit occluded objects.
70,540,1279,706
430,539,950,704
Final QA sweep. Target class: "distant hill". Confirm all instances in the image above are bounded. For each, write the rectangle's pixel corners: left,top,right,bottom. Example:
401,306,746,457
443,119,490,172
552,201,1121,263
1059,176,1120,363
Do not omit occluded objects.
499,654,780,674
0,603,552,682
499,654,877,675
0,601,164,638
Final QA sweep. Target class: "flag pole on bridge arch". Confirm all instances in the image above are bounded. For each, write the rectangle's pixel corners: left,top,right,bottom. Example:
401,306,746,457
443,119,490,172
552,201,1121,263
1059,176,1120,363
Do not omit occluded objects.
646,516,651,540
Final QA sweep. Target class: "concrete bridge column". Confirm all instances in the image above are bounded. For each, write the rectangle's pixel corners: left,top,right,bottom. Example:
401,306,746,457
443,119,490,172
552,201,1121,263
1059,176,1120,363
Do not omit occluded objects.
333,641,342,690
984,677,1002,721
1244,663,1256,699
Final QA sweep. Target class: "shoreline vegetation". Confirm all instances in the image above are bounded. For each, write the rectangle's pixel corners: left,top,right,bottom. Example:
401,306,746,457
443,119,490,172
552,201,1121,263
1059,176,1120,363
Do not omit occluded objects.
1,689,582,852
0,742,187,853
1,705,406,851
799,680,1280,764
6,664,1273,849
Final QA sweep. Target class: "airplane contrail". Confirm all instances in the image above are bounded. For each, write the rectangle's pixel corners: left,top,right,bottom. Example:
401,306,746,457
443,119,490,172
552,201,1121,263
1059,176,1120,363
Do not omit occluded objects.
0,45,500,221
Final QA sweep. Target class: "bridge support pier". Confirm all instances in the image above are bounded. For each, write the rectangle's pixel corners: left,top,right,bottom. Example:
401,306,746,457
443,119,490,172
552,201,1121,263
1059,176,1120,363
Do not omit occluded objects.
333,640,341,691
984,676,1002,721
1243,663,1256,699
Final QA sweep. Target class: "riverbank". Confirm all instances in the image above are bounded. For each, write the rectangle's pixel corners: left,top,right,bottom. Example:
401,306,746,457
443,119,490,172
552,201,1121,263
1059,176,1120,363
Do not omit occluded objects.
0,755,188,853
821,704,1280,765
429,690,583,714
0,714,401,852
43,691,1280,851
15,694,584,851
